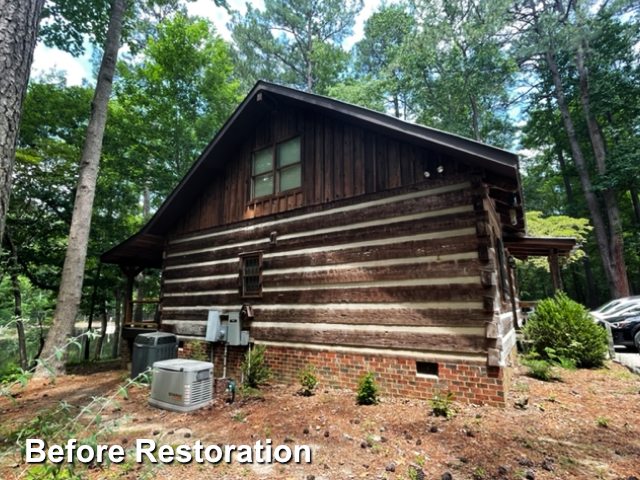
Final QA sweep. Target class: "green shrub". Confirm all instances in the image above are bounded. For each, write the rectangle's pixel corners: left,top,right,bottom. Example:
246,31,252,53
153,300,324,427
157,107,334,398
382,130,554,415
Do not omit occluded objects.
188,341,209,362
523,292,608,368
356,372,379,405
298,364,318,396
521,358,556,381
430,390,456,418
241,345,271,389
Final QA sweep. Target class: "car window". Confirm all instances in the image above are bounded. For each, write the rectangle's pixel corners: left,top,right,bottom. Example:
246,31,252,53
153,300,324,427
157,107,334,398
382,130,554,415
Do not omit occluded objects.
605,301,640,315
596,300,622,313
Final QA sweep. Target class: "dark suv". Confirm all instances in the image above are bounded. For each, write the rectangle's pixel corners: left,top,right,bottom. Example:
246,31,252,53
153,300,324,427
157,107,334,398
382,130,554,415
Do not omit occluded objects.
608,316,640,350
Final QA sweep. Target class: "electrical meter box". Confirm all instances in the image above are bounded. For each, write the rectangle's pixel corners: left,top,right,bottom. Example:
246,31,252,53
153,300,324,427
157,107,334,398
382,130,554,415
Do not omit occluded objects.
206,310,227,342
227,312,241,346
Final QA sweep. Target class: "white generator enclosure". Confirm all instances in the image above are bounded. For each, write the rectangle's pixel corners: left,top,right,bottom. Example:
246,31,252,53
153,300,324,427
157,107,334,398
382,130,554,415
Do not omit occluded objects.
149,359,213,413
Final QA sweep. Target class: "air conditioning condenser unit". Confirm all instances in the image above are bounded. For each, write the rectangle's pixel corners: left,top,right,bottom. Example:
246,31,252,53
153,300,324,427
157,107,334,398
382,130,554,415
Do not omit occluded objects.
149,359,213,413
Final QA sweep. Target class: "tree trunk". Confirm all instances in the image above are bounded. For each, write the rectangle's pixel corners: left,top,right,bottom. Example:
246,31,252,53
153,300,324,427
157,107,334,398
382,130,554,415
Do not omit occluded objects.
112,289,122,358
6,228,27,370
93,302,108,360
630,186,640,227
583,256,598,309
35,0,127,378
84,263,102,360
575,44,629,297
0,0,46,252
557,149,574,205
469,93,481,142
544,49,621,299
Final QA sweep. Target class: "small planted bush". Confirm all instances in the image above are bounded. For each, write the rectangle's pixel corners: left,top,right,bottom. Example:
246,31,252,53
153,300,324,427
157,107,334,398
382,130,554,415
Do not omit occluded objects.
241,345,271,389
298,364,318,396
430,390,456,419
523,292,608,368
356,372,379,405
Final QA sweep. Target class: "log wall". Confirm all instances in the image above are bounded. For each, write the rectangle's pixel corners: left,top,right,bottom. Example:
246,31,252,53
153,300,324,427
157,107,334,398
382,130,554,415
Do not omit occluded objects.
161,176,499,363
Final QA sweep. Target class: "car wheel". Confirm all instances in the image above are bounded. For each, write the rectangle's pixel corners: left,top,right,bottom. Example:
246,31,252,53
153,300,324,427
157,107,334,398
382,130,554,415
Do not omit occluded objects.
635,330,640,351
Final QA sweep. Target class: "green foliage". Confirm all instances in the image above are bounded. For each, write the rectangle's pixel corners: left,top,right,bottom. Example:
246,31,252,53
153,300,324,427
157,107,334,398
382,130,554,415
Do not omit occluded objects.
188,341,209,362
240,345,271,389
429,390,456,419
523,292,608,368
0,363,24,385
298,364,319,396
116,12,240,204
521,358,556,382
596,417,611,428
356,372,379,405
229,0,363,93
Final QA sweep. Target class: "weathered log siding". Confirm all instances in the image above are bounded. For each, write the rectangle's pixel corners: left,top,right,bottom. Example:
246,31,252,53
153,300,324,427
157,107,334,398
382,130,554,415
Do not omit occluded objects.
171,104,470,235
161,177,494,360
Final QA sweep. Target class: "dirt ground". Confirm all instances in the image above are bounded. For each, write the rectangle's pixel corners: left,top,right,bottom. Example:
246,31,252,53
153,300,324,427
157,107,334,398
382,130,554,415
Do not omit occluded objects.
1,360,639,480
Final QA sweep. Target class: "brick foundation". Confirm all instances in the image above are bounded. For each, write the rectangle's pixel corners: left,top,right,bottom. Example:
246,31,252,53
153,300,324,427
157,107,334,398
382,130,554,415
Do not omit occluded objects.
178,341,245,381
263,345,511,407
177,341,513,407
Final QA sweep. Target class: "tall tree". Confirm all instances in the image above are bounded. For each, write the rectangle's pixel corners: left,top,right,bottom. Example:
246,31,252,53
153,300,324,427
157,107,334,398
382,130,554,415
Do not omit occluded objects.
401,0,516,146
36,0,127,376
230,0,363,94
354,3,416,118
513,0,634,298
116,12,240,204
0,0,46,253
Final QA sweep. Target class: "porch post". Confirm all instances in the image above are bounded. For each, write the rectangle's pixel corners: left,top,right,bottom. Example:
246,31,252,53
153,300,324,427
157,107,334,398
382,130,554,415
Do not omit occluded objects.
548,248,562,293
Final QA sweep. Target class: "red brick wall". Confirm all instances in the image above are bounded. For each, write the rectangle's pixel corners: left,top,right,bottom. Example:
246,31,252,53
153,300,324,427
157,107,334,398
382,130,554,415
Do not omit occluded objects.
179,341,245,380
263,345,509,407
178,341,512,407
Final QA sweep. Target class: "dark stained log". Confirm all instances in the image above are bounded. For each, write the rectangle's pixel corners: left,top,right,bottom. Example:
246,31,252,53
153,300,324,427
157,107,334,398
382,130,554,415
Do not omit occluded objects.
162,284,487,307
164,235,479,278
172,172,473,241
480,269,495,288
478,243,490,263
167,186,474,255
252,326,487,353
263,259,482,287
483,295,495,312
165,212,477,267
162,308,493,328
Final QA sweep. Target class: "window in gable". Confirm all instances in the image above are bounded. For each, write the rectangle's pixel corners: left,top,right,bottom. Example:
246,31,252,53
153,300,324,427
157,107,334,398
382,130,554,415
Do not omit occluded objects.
252,137,301,199
240,253,262,298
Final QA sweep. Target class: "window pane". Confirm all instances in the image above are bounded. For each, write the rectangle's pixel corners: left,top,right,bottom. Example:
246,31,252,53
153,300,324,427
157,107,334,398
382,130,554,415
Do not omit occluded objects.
253,173,273,197
279,164,301,191
253,149,273,174
277,137,300,167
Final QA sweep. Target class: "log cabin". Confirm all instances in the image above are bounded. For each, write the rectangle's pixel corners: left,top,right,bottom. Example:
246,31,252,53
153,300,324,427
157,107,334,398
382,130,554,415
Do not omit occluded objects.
102,81,575,406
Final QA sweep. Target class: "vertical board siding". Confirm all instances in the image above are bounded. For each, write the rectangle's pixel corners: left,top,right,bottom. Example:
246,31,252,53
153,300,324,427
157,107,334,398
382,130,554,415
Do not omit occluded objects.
172,104,465,237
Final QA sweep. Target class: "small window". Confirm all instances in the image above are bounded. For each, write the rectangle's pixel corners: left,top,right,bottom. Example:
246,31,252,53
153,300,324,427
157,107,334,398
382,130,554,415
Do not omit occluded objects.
252,137,301,199
416,361,438,377
240,253,262,298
